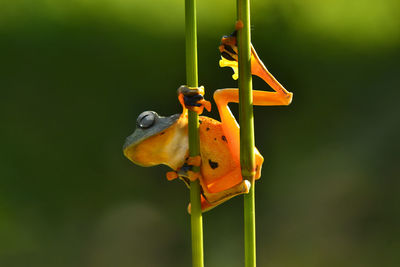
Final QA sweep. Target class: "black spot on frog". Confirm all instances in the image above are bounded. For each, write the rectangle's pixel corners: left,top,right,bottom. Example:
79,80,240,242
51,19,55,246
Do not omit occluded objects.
208,159,219,169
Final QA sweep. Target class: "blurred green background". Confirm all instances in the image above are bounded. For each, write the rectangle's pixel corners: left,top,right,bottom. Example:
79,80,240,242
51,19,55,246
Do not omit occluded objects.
1,0,399,266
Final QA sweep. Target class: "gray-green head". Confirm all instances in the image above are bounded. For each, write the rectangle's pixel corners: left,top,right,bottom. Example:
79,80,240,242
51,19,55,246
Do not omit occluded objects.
123,111,180,151
123,110,183,168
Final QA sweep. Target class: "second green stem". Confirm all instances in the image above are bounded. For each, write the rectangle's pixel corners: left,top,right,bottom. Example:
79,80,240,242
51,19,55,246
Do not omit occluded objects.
237,0,256,266
185,0,204,266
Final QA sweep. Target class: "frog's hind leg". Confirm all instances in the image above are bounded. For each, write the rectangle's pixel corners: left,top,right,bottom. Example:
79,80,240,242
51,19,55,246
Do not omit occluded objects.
187,168,251,213
188,179,251,213
250,46,293,98
204,179,251,204
215,88,292,109
213,89,241,162
214,88,292,161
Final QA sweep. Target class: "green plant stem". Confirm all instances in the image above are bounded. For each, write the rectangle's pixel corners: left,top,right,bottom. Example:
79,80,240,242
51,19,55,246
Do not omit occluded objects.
185,0,204,266
237,0,256,266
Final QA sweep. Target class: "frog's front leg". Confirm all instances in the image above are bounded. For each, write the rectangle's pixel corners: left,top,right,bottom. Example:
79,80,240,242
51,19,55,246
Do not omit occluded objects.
184,155,202,182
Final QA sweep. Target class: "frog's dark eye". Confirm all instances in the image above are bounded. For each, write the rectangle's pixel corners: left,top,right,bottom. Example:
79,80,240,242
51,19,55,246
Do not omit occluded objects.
137,111,157,129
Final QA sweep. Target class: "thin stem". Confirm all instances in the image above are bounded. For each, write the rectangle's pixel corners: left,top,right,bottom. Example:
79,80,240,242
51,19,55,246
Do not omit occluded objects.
237,0,256,266
185,0,204,266
189,176,203,267
244,185,256,267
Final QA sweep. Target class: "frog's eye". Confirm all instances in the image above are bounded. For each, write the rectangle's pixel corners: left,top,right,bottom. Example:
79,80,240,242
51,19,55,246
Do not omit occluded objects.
137,111,157,129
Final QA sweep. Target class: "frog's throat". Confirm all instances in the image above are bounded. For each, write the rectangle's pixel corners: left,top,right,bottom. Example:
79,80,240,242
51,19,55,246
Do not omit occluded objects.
162,121,189,170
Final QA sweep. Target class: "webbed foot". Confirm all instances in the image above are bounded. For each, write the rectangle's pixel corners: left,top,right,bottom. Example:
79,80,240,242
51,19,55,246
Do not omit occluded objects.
177,85,211,114
219,30,238,62
219,31,239,80
177,156,201,182
166,156,202,189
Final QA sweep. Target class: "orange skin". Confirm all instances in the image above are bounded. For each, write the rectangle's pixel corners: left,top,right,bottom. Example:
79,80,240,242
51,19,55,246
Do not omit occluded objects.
124,35,293,213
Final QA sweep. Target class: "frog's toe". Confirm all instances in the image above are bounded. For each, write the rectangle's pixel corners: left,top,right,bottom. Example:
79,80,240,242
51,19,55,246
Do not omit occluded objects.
177,163,192,177
166,171,178,181
176,164,199,183
187,156,201,167
243,180,251,193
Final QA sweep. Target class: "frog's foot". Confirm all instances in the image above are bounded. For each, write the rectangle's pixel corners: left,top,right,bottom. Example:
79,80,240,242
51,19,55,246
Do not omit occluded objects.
177,156,202,182
177,85,211,114
219,32,239,80
219,31,238,63
186,156,201,182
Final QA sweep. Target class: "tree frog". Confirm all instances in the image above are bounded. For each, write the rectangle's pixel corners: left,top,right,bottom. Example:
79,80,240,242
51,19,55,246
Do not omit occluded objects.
123,32,293,213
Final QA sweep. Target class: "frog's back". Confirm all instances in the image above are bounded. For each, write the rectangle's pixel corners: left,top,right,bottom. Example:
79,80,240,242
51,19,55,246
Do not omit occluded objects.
198,116,264,186
198,116,240,184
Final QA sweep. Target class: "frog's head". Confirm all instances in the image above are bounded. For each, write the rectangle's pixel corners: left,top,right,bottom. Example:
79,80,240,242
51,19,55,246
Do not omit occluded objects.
123,111,188,169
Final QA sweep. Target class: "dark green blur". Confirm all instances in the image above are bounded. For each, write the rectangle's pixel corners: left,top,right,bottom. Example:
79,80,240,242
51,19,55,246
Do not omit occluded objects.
1,1,399,266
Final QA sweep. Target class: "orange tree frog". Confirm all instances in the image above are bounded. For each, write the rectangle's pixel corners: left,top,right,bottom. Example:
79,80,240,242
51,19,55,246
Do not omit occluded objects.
123,32,293,213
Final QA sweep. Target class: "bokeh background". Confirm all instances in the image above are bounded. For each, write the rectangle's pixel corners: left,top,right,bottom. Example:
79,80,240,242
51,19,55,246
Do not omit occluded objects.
1,0,399,266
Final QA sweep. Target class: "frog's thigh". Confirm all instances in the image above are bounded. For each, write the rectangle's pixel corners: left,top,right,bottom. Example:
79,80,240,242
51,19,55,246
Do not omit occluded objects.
204,167,242,193
189,177,251,213
203,169,250,203
213,89,240,162
204,179,250,204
